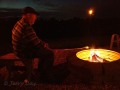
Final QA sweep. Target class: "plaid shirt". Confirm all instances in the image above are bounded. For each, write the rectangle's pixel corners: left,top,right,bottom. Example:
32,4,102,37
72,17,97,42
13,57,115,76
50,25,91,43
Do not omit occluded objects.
12,18,48,58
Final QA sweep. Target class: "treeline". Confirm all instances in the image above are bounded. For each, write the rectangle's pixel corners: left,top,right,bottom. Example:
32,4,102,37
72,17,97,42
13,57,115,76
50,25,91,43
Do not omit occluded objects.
35,17,120,39
0,17,120,42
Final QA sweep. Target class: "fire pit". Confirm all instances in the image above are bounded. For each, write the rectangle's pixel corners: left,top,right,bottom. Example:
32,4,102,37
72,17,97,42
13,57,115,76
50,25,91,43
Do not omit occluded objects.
68,48,120,84
76,49,120,63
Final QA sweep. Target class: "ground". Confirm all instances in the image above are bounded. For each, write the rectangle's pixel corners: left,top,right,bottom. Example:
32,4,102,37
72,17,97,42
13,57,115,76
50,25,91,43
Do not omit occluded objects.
0,48,120,89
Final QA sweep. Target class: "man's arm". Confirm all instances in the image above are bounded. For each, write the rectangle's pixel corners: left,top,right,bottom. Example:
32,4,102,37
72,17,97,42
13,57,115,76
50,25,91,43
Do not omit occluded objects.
24,26,51,50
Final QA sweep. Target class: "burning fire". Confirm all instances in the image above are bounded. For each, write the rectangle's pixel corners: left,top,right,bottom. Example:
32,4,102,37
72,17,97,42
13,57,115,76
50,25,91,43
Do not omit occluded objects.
89,49,104,62
76,49,120,63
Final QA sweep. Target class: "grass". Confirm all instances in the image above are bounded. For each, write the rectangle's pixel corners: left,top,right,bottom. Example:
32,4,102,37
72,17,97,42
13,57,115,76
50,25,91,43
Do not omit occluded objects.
0,62,120,90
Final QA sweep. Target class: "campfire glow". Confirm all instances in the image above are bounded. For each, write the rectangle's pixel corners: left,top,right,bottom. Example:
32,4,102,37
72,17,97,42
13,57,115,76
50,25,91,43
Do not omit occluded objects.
89,49,104,62
76,49,120,63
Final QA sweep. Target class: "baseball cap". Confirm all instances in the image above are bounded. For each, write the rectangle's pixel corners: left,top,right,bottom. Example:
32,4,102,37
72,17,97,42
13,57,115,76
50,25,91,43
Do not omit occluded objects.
22,6,38,15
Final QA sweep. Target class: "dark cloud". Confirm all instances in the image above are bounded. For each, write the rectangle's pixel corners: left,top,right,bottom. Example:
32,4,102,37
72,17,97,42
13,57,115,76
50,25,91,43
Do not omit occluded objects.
0,0,120,18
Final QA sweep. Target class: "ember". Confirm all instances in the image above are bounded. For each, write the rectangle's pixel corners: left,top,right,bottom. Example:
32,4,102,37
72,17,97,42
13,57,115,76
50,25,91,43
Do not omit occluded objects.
76,49,120,63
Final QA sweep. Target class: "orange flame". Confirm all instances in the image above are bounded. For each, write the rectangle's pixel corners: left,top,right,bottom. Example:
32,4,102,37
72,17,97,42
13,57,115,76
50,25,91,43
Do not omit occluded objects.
89,49,103,62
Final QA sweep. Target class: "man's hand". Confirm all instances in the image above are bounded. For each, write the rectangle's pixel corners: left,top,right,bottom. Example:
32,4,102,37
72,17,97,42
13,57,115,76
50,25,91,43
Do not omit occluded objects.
44,43,53,51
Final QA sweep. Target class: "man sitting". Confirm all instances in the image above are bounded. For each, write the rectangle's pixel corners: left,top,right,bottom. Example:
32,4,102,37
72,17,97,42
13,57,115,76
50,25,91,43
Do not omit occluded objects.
12,6,54,84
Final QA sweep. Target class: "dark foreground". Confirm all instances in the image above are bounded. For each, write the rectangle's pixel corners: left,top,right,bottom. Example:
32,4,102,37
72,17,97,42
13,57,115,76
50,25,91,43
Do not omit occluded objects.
0,62,120,90
0,48,120,90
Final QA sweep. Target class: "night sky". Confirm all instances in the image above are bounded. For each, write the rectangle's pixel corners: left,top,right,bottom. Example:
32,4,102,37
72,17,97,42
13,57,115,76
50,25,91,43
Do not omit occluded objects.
0,0,120,19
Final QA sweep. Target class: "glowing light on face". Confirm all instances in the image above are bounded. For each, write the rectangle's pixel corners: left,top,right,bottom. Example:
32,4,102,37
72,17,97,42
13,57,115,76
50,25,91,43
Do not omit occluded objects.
25,13,37,26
